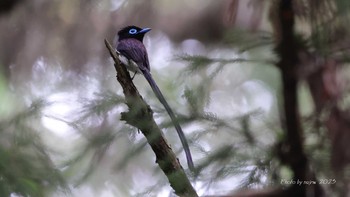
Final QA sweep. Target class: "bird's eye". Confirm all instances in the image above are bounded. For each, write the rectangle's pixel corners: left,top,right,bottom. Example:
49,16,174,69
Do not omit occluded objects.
129,29,137,34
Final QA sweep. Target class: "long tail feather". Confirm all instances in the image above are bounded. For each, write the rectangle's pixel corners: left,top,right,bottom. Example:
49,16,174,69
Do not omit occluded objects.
140,67,194,171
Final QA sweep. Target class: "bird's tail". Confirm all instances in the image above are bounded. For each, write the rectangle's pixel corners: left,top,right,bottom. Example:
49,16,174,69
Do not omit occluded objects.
140,67,194,171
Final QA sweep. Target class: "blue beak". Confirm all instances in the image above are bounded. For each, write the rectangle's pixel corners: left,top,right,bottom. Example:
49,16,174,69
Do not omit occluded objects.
139,28,151,34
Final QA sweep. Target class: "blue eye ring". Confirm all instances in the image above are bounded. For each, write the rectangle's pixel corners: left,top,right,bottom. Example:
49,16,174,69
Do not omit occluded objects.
129,29,138,34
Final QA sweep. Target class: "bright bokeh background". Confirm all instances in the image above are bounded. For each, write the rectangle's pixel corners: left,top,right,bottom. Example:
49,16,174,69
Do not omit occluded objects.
3,0,347,196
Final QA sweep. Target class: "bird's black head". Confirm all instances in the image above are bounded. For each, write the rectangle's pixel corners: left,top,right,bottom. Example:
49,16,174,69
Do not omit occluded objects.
117,25,151,42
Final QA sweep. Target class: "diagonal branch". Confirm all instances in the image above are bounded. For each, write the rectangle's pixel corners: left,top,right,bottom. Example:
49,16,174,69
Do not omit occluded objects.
104,39,198,197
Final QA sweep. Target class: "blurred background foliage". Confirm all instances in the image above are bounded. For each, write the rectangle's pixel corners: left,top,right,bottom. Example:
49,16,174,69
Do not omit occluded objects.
0,0,350,196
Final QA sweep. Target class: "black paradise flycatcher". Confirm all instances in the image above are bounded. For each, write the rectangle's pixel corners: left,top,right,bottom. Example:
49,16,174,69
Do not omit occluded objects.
115,25,194,171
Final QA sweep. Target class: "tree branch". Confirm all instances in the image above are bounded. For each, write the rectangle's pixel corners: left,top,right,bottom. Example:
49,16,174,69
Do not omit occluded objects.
274,0,316,196
104,39,198,197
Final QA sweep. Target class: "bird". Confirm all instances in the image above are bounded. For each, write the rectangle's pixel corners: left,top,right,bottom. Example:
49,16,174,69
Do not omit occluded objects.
115,25,194,171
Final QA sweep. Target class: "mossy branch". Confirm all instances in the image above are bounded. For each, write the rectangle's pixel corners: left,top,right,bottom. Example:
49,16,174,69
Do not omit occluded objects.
104,39,198,197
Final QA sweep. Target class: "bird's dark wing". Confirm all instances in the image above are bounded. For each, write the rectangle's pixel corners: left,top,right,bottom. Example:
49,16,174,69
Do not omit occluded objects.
116,38,150,71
